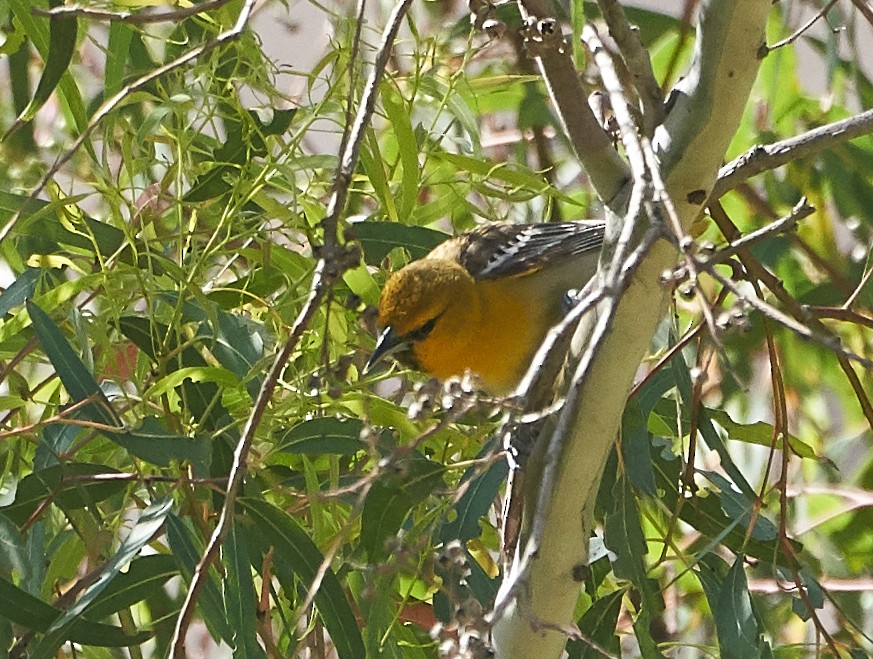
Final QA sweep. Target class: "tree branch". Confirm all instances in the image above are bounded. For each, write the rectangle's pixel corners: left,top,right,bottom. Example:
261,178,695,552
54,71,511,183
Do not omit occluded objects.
167,0,414,653
489,1,772,656
594,0,664,137
516,0,631,205
712,108,873,198
0,0,258,246
31,0,232,23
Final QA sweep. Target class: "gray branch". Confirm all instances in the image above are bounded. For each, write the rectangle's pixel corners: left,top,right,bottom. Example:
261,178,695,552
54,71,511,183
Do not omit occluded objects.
712,107,873,198
517,0,631,206
490,1,772,656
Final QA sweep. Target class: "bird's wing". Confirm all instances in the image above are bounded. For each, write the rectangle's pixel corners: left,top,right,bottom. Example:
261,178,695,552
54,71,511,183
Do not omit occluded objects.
448,221,606,280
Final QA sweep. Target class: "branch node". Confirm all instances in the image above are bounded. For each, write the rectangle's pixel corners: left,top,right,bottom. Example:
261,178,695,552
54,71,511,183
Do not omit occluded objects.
523,16,569,57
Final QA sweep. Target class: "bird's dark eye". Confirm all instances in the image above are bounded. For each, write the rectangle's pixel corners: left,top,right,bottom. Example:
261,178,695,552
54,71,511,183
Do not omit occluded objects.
411,317,437,340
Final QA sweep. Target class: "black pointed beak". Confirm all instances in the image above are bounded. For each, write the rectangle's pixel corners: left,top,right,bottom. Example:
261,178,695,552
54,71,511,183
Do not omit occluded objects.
365,326,410,373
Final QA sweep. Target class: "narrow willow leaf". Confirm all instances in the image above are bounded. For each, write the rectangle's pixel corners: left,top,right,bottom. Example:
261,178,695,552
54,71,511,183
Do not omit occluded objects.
382,91,419,220
275,417,366,456
30,497,173,654
701,471,778,542
184,109,296,201
566,589,623,659
0,575,150,646
239,498,365,659
716,556,769,658
0,514,29,581
0,267,42,316
621,402,657,497
165,514,233,643
104,21,133,97
118,316,227,429
109,418,212,470
360,456,444,560
0,463,126,526
84,554,178,620
603,474,664,618
351,221,447,264
438,439,507,543
4,0,77,138
27,300,120,428
225,523,266,659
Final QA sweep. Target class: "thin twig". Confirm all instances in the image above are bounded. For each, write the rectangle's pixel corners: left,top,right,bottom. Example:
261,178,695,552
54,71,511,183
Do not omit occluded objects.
808,306,873,332
594,0,664,136
843,266,873,309
0,0,258,247
167,0,414,654
712,108,873,198
583,24,647,183
31,0,232,23
703,265,873,370
849,0,873,25
767,0,838,50
734,183,855,294
517,0,630,205
706,199,813,265
708,201,873,428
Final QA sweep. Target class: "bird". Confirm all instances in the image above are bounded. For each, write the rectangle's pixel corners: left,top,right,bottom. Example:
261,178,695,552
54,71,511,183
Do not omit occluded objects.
367,221,606,394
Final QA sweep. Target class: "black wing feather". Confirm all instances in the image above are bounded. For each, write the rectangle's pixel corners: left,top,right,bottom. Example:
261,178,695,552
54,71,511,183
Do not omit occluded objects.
460,222,606,280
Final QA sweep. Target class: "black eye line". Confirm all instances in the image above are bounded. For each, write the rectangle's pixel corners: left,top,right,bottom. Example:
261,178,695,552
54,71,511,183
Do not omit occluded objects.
410,314,439,341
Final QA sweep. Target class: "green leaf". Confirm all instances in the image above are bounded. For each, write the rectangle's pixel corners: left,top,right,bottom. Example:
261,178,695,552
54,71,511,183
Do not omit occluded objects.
788,566,824,621
699,555,770,659
109,418,212,472
360,129,398,221
351,221,448,264
4,0,79,138
434,152,553,195
360,456,445,560
567,589,623,659
185,109,296,201
622,402,657,497
84,554,178,620
418,75,481,154
27,300,120,427
165,514,234,644
670,357,756,499
225,522,266,659
2,190,134,268
29,302,211,468
603,474,663,618
0,463,126,526
148,366,242,397
275,417,367,456
0,267,43,316
0,575,151,647
701,471,777,542
518,85,554,130
356,572,403,658
647,435,801,566
438,441,508,543
707,407,819,460
35,423,79,468
0,514,29,581
118,315,228,429
382,91,420,221
31,497,173,655
239,497,365,659
104,21,133,97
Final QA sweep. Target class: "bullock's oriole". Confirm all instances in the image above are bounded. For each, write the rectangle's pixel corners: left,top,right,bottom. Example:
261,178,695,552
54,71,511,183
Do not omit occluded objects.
367,221,606,394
